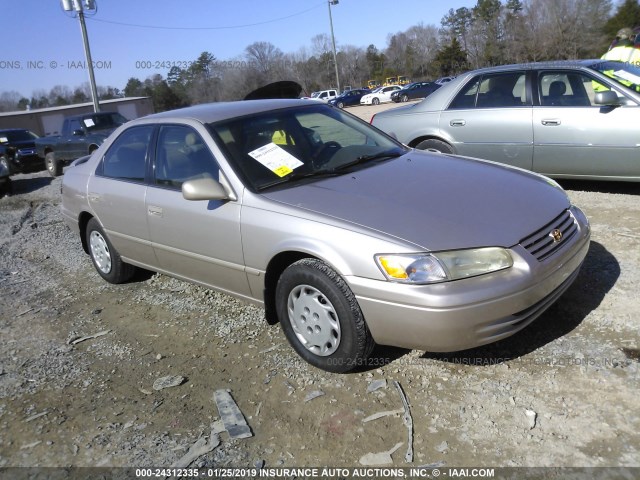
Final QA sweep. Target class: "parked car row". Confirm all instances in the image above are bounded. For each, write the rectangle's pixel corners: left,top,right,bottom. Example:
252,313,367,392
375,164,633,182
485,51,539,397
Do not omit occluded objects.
13,60,640,373
0,111,128,192
308,77,449,108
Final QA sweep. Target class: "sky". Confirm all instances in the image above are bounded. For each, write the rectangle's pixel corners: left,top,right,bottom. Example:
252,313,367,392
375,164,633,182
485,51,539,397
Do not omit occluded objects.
1,0,479,99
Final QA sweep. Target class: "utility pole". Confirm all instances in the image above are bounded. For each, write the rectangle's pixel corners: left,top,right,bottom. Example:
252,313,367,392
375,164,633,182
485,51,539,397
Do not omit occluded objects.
61,0,100,112
328,0,341,93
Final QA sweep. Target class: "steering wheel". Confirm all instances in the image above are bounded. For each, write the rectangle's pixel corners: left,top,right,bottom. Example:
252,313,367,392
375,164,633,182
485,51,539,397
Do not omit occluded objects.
312,141,342,167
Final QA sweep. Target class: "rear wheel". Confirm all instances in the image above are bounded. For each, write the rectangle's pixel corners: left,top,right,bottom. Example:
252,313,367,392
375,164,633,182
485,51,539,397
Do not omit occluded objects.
415,139,454,154
275,258,375,373
45,152,63,177
86,218,136,284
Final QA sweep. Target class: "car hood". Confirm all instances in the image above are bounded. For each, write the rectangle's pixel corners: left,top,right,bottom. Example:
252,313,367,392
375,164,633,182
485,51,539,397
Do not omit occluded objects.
262,151,569,251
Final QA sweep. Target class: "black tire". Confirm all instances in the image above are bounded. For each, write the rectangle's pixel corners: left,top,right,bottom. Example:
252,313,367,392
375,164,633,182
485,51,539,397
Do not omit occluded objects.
45,152,63,177
337,101,344,109
415,139,454,154
401,94,409,102
275,258,375,373
372,97,380,105
0,156,13,176
85,218,136,284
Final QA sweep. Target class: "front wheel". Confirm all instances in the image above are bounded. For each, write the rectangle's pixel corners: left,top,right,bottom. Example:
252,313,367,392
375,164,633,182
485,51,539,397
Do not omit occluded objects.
0,156,13,176
336,101,344,109
401,94,409,102
275,258,375,373
372,97,380,105
85,218,136,284
45,152,63,177
415,139,454,154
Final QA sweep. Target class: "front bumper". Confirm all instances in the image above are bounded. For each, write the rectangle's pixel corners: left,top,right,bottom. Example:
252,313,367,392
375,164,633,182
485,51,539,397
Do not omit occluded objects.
347,206,590,352
11,153,41,172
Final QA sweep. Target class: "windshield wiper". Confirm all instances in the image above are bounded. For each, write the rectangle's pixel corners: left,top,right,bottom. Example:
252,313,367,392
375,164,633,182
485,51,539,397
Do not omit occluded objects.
332,149,404,172
257,169,343,191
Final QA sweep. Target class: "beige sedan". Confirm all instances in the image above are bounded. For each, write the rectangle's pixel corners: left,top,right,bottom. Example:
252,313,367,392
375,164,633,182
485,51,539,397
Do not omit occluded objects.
61,99,590,372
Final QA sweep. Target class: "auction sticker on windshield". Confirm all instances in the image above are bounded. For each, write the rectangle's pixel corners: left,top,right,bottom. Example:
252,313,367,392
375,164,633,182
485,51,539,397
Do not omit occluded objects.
248,142,304,177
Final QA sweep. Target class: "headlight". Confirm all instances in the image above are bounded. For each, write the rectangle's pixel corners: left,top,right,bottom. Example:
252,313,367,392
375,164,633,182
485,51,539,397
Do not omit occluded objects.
375,247,513,284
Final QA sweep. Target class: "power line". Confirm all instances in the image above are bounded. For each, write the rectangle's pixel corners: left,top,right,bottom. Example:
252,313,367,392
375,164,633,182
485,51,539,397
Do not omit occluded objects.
85,2,325,31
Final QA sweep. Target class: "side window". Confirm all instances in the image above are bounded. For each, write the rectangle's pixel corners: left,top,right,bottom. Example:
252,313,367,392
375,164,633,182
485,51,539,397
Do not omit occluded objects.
476,73,527,108
539,71,602,107
68,119,82,133
154,125,219,190
99,125,153,182
449,77,481,109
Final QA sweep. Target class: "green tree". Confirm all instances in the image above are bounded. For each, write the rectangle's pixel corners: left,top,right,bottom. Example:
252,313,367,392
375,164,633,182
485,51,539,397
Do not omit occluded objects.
434,38,468,76
124,77,145,97
365,44,385,81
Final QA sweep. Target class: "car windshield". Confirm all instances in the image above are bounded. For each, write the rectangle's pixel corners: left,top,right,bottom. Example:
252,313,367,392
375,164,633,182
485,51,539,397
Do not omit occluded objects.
208,103,407,191
588,60,640,92
0,130,39,142
82,113,127,132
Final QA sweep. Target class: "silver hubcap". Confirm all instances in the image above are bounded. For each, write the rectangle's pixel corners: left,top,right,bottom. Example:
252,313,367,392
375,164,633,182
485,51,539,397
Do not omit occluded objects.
287,284,341,356
89,230,112,274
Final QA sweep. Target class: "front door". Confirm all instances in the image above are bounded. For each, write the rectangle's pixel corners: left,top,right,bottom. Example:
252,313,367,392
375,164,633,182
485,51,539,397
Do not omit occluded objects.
533,70,640,179
145,124,250,297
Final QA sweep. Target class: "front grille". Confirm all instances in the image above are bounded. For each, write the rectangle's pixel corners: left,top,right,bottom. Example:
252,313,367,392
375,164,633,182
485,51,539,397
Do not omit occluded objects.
520,209,577,261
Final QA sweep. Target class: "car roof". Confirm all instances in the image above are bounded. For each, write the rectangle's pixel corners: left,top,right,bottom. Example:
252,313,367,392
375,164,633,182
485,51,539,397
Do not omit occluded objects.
379,59,607,115
459,59,601,76
141,99,320,125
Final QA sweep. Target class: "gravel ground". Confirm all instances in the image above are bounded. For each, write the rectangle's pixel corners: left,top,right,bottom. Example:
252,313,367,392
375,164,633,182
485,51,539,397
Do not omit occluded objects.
0,103,639,471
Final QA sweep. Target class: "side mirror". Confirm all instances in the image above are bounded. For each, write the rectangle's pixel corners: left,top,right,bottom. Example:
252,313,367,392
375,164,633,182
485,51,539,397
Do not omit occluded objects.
73,129,85,136
182,177,230,201
594,90,621,106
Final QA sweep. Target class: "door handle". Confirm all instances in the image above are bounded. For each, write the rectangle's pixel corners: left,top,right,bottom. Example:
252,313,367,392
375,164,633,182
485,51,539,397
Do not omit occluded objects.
148,206,163,217
541,119,561,126
450,119,466,127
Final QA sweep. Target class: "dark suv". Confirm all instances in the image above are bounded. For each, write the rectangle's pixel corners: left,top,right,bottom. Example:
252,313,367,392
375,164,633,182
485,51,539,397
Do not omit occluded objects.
0,129,41,174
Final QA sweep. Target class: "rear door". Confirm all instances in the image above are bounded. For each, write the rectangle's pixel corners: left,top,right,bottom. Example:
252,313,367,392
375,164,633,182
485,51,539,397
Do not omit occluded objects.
532,70,640,179
440,71,534,170
88,125,157,267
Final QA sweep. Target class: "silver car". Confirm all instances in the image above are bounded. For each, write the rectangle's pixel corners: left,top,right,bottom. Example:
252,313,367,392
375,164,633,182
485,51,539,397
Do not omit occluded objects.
371,60,640,181
61,99,590,372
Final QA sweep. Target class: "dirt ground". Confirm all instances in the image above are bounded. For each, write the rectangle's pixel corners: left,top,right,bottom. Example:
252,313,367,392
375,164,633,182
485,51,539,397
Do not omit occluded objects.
0,102,639,472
